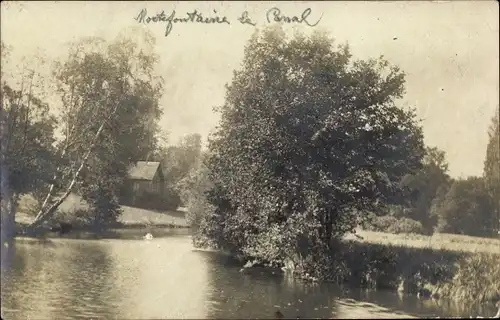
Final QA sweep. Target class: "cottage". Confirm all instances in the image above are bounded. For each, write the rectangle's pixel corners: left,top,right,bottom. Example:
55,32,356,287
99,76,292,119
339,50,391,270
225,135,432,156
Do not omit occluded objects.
126,161,164,205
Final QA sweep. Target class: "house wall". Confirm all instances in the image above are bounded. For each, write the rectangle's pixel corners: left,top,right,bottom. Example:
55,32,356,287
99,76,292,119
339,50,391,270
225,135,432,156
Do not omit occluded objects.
131,172,164,197
125,167,165,207
151,174,162,194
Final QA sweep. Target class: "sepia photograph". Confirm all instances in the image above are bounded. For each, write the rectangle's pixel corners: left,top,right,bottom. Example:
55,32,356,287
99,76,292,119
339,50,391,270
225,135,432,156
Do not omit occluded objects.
1,1,499,319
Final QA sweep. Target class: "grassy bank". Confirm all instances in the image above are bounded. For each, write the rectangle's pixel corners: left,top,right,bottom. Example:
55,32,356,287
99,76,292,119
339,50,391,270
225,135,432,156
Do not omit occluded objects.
14,194,189,237
234,229,499,307
345,229,500,255
303,230,500,307
334,239,500,305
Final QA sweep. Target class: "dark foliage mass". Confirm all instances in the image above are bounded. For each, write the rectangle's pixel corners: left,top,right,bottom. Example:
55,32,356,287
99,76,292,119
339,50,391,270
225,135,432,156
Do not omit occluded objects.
190,27,426,278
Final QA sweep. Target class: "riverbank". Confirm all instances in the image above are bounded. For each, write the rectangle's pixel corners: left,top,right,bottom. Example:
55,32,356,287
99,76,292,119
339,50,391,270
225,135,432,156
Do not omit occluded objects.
344,230,500,305
235,229,500,309
335,239,500,305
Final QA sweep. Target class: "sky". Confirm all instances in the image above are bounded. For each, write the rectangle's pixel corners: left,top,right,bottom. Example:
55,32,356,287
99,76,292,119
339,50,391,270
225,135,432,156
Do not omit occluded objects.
1,1,499,179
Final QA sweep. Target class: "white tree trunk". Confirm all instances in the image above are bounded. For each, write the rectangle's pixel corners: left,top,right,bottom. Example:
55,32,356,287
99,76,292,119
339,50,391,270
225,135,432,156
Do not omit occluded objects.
34,146,69,218
29,143,96,228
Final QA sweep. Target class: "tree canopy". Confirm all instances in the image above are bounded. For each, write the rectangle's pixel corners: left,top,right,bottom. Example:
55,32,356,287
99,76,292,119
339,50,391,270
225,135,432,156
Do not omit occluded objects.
435,177,496,237
399,146,452,233
193,27,425,276
25,30,165,229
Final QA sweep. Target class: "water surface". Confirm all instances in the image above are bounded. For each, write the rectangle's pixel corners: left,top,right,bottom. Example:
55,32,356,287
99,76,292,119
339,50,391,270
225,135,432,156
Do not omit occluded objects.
1,229,496,319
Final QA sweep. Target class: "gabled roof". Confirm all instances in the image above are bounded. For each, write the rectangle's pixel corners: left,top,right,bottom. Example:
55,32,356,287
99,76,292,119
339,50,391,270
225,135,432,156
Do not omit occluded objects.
128,161,161,181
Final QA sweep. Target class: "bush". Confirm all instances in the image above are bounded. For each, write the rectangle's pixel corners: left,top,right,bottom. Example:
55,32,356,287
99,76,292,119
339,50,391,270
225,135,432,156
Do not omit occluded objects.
440,252,500,304
335,241,499,305
367,216,398,232
391,217,425,234
47,208,96,229
160,188,182,210
134,189,181,211
177,160,214,229
366,215,425,234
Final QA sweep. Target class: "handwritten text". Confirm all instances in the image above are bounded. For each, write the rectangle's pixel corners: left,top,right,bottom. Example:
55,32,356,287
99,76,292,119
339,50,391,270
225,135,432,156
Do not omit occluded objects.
135,8,323,37
135,8,230,37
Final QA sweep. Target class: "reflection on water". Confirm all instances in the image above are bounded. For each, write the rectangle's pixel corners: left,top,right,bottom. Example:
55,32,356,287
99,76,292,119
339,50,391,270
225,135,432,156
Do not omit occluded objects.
1,229,496,319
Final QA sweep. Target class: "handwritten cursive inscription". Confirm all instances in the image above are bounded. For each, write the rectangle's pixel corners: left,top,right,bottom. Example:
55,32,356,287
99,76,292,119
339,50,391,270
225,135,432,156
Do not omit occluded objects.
237,11,256,26
135,8,323,37
266,8,322,26
135,8,230,37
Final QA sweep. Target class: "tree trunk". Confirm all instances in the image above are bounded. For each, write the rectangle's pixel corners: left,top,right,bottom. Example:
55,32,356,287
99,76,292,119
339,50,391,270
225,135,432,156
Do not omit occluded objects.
37,147,68,217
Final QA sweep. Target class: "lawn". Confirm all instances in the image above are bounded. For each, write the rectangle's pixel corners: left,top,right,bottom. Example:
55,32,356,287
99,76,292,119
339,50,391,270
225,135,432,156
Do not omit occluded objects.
344,229,500,255
15,193,188,228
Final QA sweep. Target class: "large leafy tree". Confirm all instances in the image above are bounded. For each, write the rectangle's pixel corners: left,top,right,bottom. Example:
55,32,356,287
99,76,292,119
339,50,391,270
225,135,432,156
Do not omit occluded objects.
196,27,425,273
483,110,499,234
29,29,164,229
1,42,57,239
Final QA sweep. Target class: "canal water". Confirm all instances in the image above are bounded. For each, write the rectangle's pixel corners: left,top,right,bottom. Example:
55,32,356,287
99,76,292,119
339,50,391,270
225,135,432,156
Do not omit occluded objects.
1,229,496,319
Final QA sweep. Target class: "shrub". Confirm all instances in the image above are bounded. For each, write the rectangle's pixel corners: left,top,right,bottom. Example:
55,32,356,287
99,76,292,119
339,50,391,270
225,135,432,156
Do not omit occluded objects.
160,187,182,210
391,217,425,234
47,208,95,229
368,216,399,232
366,215,424,234
440,252,500,304
177,160,214,229
135,189,181,211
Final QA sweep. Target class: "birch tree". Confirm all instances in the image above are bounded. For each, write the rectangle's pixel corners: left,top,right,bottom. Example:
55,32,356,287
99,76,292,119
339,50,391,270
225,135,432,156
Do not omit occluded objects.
28,30,163,230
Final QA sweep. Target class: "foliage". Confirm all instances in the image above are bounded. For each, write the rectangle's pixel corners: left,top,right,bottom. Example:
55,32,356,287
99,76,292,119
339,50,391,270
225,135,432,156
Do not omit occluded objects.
134,189,181,211
483,110,500,233
439,252,500,305
28,28,164,228
0,83,57,197
1,44,57,238
435,177,496,237
161,133,203,203
399,146,452,234
177,154,215,229
1,41,57,200
194,26,425,274
366,216,424,234
336,239,499,305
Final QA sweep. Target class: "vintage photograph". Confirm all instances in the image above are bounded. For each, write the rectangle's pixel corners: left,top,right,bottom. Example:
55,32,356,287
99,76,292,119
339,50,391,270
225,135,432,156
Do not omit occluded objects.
1,1,499,319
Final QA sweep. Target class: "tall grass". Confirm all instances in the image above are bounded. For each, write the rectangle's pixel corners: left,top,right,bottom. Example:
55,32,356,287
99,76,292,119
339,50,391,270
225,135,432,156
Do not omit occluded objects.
333,230,500,306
